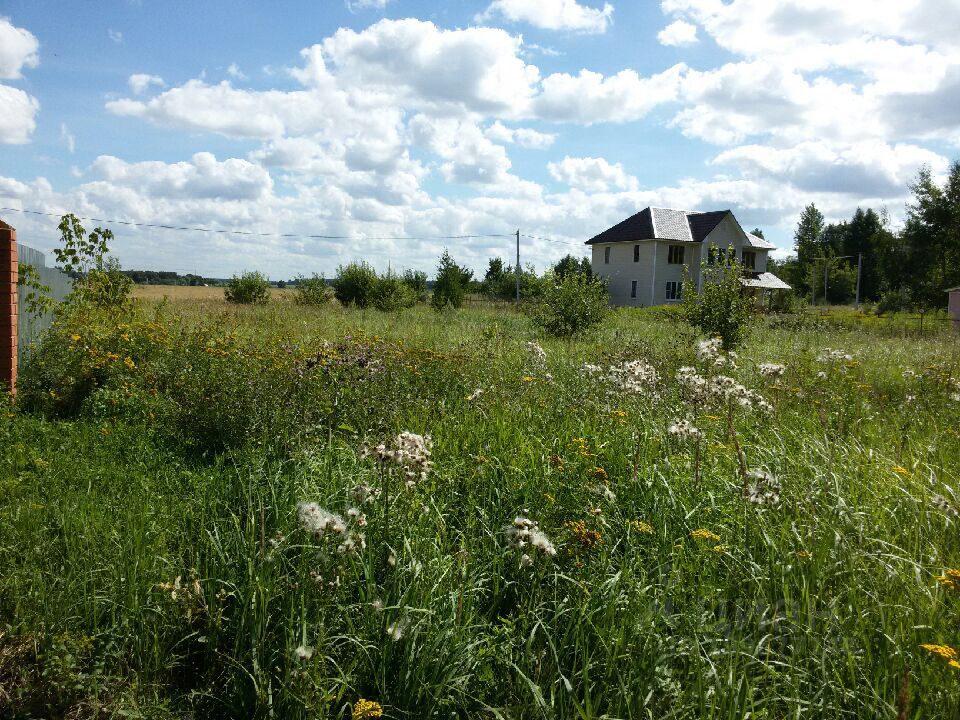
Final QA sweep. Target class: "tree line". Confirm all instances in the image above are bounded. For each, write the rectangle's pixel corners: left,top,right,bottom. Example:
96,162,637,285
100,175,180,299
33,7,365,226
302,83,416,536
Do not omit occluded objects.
774,160,960,310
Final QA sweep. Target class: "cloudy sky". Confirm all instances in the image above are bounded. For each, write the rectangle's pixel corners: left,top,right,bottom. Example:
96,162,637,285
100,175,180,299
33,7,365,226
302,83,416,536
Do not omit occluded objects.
0,0,957,278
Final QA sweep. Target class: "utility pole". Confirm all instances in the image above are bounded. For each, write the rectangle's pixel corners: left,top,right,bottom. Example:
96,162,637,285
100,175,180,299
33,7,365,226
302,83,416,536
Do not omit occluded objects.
824,260,828,306
515,229,520,308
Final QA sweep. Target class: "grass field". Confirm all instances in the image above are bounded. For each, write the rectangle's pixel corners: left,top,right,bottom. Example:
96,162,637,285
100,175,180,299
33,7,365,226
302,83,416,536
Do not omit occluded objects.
2,294,960,718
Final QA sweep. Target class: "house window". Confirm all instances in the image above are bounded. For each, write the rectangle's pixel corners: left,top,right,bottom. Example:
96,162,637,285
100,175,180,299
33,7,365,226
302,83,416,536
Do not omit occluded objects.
665,281,682,301
633,244,640,262
708,247,718,265
604,246,611,264
630,280,638,299
742,250,756,269
668,245,685,264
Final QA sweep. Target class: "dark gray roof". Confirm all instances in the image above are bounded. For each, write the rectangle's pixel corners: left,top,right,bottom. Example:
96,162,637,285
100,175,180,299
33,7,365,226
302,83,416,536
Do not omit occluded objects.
587,206,733,245
686,211,730,243
584,207,655,245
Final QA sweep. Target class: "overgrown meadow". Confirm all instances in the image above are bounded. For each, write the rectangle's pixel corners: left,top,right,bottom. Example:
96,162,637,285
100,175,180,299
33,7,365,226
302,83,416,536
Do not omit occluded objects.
2,296,960,719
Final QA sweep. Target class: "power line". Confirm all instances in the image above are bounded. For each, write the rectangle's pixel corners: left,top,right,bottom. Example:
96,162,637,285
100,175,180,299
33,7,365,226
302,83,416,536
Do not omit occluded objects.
521,233,581,247
0,207,514,242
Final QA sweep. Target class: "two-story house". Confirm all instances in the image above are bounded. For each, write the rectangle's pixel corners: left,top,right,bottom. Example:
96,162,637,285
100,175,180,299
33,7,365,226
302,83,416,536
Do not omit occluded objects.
586,207,790,307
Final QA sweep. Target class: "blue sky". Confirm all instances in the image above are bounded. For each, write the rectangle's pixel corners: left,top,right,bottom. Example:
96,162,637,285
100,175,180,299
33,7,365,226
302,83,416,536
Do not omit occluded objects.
0,0,957,278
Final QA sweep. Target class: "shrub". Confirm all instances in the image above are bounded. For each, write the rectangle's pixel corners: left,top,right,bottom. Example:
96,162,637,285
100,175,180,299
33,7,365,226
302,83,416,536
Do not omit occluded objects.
877,287,915,314
531,272,609,337
294,274,330,306
333,262,379,308
402,269,428,302
372,272,417,312
224,271,270,305
51,213,132,309
431,250,472,311
681,251,754,350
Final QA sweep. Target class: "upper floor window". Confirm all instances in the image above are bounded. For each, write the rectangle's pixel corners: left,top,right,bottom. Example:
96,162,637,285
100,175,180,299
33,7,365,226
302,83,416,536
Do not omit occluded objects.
667,245,685,264
633,244,640,262
604,246,611,264
742,250,756,269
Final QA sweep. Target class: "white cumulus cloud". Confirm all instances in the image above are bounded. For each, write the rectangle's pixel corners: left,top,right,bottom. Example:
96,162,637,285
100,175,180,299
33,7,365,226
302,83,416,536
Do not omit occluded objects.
0,84,39,144
0,16,39,79
657,19,698,46
548,156,638,192
478,0,614,33
128,73,165,94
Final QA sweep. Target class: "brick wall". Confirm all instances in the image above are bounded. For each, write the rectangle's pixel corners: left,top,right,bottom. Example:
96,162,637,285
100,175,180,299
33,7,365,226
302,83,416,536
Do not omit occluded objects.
1,224,16,394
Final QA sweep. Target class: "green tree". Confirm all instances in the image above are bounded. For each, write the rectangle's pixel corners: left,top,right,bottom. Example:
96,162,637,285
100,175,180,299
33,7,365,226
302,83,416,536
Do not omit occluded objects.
532,272,609,337
224,271,270,305
750,227,765,239
431,250,473,310
333,262,379,308
294,274,329,306
402,269,428,302
681,248,754,350
793,204,825,296
53,213,132,308
552,254,592,280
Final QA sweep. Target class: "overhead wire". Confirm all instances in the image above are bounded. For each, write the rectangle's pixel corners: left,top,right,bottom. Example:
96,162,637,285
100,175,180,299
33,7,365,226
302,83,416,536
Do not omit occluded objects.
0,207,514,242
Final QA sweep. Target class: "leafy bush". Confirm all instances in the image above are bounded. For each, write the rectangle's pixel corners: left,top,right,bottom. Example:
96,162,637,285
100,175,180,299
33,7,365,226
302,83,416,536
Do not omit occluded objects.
294,274,330,306
372,272,417,311
333,262,379,308
402,269,428,303
877,287,915,314
531,272,609,337
431,250,473,311
224,271,270,305
52,213,132,309
681,251,754,350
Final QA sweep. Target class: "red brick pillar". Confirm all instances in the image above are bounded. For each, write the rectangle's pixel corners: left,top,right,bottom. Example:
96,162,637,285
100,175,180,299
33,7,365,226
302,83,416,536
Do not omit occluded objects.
0,223,17,395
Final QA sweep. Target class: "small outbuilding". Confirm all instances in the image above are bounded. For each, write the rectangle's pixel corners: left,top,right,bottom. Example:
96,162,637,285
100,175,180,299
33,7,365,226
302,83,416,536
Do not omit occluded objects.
948,287,960,333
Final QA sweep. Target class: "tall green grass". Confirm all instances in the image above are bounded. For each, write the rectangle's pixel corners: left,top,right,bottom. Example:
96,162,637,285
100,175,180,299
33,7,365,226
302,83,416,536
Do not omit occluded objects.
1,301,959,718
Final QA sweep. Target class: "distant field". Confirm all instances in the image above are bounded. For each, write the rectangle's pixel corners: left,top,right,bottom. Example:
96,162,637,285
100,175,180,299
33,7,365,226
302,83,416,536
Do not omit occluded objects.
3,297,960,718
132,284,296,301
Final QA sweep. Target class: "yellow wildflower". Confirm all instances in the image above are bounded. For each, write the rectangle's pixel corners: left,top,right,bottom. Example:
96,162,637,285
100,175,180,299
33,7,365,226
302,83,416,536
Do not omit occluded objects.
522,376,535,383
632,520,654,535
796,550,811,558
611,409,627,418
920,643,958,660
893,465,911,476
935,569,960,590
951,660,960,670
712,545,728,554
592,467,608,481
690,528,721,542
353,699,384,719
566,520,603,550
124,357,135,369
70,334,81,342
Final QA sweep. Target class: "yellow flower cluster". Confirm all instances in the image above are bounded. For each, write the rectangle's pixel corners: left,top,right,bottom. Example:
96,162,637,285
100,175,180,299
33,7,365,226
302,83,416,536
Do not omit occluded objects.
935,569,960,590
631,520,654,535
690,528,721,542
566,520,603,550
920,643,960,670
353,699,384,719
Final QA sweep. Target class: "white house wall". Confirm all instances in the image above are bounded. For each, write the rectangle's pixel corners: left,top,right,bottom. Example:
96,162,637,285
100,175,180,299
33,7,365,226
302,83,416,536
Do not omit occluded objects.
592,240,704,307
703,215,768,272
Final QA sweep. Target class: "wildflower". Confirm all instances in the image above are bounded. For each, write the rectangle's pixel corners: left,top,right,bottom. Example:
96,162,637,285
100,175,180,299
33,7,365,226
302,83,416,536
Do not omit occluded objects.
297,503,347,539
294,645,314,661
526,341,547,365
932,494,959,516
370,599,384,612
592,466,608,481
522,375,535,383
668,419,702,442
796,550,811,558
385,619,407,641
744,469,782,507
123,356,135,369
690,528,721,542
920,643,958,661
903,369,917,380
757,363,785,379
892,465,911,477
632,520,654,535
816,371,827,379
566,520,603,550
369,432,433,487
712,545,728,554
351,482,378,505
817,348,853,363
581,362,604,377
608,359,660,395
935,569,960,590
353,699,384,719
70,334,81,342
466,388,484,401
696,338,722,363
505,514,557,560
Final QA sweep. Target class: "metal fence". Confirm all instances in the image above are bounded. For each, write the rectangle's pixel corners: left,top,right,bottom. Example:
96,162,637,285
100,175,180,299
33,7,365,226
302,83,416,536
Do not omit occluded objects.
16,244,72,365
